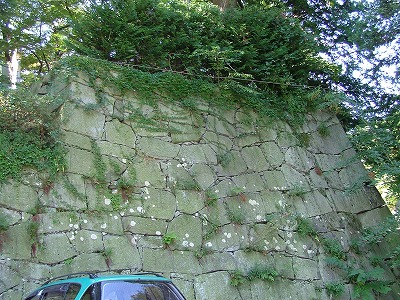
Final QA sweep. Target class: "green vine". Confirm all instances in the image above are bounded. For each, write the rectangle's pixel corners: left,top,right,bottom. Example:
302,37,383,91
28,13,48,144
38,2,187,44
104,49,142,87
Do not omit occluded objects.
54,56,335,128
230,264,279,287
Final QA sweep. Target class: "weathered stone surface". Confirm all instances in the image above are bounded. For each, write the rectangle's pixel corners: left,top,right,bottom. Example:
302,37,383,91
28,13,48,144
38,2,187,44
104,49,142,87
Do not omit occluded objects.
137,137,180,159
194,271,241,300
189,164,217,190
167,214,203,250
80,213,124,235
103,119,136,147
65,147,95,176
176,190,204,214
141,188,176,220
63,130,93,150
202,131,233,153
4,70,397,300
241,146,269,172
123,216,168,236
0,182,38,212
207,115,236,136
1,222,33,259
103,235,141,269
40,183,87,211
62,106,106,139
37,233,78,264
142,248,202,274
215,150,248,176
259,141,284,168
74,229,104,253
179,144,217,164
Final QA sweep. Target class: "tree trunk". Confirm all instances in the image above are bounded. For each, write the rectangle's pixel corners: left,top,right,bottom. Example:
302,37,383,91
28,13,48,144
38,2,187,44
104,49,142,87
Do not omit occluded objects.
210,0,240,10
7,48,19,89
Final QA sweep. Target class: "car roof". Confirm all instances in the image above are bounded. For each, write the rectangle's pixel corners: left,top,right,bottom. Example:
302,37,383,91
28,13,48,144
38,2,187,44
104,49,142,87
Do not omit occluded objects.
38,272,172,289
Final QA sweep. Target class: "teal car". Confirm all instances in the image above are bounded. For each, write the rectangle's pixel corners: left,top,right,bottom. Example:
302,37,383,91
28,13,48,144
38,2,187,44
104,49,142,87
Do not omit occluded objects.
23,272,186,300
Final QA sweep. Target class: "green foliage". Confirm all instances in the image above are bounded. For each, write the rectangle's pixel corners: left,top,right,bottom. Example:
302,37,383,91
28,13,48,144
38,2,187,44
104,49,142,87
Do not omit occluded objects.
205,189,218,207
295,216,318,238
101,247,113,267
230,264,279,286
349,267,392,299
317,122,329,137
0,0,83,84
194,247,213,260
350,113,400,209
27,220,40,244
225,204,246,225
288,184,308,197
64,257,74,265
27,201,43,216
217,152,232,168
174,179,201,191
0,212,9,233
90,139,107,185
101,248,112,259
351,216,400,269
326,257,393,299
109,193,123,211
321,237,346,261
203,218,221,240
162,232,177,245
247,264,279,282
0,88,66,183
229,270,247,287
325,282,345,298
68,0,336,110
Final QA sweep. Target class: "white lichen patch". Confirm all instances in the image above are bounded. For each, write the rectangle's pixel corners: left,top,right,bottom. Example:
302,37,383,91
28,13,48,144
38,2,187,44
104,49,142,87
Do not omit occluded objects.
249,199,259,206
90,234,97,240
104,198,111,205
130,220,136,227
224,232,232,239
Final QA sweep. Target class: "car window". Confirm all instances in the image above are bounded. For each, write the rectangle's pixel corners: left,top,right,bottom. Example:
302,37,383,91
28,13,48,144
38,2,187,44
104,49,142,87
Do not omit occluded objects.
41,284,68,300
81,284,97,300
101,281,182,300
65,284,81,300
26,283,81,300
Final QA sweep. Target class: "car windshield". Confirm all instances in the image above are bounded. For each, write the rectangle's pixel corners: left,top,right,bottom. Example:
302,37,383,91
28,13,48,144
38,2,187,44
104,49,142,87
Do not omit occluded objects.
100,280,182,300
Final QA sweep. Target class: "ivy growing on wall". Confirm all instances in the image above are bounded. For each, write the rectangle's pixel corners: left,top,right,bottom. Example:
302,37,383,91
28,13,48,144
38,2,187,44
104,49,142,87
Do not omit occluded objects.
0,87,66,184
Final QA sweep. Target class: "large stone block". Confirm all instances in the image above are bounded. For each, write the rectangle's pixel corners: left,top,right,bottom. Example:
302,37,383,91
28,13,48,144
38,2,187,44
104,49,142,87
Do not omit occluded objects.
37,233,78,264
179,144,217,164
175,190,204,215
0,182,38,212
80,212,124,235
62,105,106,139
103,119,136,147
137,137,180,159
241,146,269,172
167,214,202,251
103,235,141,269
142,249,202,274
1,222,32,259
194,271,241,300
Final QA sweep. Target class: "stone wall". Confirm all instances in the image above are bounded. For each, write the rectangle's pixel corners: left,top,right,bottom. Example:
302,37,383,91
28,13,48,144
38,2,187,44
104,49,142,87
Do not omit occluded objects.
0,69,397,299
